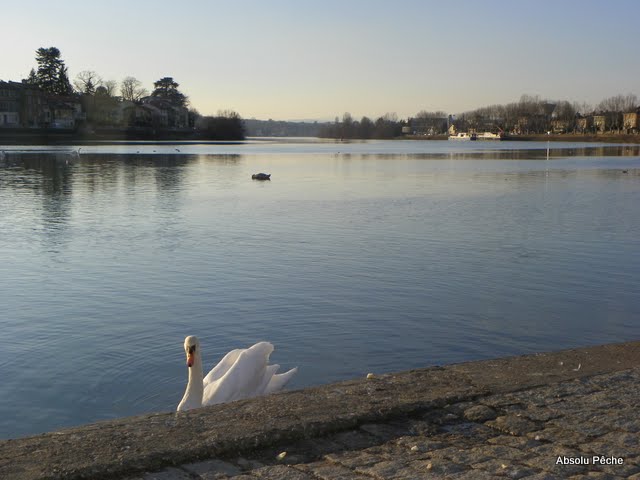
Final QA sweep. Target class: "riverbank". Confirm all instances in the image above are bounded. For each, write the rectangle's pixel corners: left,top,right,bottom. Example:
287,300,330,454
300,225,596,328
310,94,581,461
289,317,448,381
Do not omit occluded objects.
0,127,245,145
513,133,640,143
3,129,639,146
1,341,638,479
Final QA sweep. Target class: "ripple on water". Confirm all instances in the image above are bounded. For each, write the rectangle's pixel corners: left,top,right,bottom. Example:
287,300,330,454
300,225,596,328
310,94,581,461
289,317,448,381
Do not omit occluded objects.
1,145,639,438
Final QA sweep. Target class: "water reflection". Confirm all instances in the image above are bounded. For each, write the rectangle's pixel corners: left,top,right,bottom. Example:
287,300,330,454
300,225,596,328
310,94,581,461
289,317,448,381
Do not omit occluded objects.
3,153,74,194
0,153,213,253
401,145,640,161
0,154,75,252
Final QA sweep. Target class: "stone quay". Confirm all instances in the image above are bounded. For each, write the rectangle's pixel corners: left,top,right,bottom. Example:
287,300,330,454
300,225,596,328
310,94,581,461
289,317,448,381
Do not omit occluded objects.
1,341,639,479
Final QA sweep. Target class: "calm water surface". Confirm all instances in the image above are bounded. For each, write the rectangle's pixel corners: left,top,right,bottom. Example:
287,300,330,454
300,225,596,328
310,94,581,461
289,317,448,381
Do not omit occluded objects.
1,139,639,438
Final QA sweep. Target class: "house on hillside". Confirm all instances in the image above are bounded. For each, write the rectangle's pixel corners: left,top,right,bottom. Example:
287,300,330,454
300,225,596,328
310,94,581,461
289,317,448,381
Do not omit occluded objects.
623,109,640,134
140,96,189,129
575,114,593,134
124,102,166,128
550,119,571,134
47,96,83,129
1,81,83,129
0,81,21,127
593,114,607,133
409,115,448,136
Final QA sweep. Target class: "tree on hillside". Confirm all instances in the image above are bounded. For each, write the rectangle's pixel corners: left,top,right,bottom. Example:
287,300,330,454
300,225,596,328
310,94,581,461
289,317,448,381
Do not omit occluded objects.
102,80,118,97
26,68,38,85
32,47,73,95
597,94,638,113
596,94,636,131
56,65,73,96
196,110,244,140
188,107,201,128
553,101,577,122
74,70,102,95
151,77,187,106
358,116,374,138
120,76,148,102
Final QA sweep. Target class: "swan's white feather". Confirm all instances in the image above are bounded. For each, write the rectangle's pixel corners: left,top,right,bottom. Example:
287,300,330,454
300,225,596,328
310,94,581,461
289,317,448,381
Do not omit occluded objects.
178,338,296,410
266,366,298,394
202,348,245,386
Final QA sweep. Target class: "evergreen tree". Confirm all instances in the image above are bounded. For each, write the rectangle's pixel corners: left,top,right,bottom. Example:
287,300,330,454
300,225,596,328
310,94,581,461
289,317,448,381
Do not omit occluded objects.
33,47,73,95
151,77,188,106
26,68,38,85
56,64,73,95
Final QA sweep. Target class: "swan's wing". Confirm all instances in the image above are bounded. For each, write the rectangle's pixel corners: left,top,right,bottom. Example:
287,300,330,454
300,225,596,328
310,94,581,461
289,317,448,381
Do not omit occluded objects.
257,364,280,393
265,367,298,394
202,342,274,405
202,348,244,387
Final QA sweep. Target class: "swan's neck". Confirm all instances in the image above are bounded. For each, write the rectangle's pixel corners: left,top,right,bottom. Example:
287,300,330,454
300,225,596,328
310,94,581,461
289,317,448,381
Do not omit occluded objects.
178,354,204,411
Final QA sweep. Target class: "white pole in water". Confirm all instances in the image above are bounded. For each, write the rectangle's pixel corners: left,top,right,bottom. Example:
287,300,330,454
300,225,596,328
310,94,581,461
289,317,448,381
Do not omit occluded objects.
546,131,550,161
545,131,551,179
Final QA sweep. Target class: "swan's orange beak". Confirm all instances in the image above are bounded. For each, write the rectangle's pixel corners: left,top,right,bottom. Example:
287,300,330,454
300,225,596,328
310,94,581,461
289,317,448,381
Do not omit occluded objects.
187,353,194,367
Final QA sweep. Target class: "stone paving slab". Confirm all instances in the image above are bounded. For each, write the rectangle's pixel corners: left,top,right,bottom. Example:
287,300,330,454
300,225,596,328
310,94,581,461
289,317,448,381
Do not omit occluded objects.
138,367,639,479
1,341,639,479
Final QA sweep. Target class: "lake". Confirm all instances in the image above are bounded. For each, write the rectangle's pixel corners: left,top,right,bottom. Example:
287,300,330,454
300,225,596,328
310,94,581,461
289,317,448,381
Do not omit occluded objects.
1,138,639,439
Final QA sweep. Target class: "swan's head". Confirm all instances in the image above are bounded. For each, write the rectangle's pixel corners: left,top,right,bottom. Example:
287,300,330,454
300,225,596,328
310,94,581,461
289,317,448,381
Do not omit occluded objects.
183,336,200,368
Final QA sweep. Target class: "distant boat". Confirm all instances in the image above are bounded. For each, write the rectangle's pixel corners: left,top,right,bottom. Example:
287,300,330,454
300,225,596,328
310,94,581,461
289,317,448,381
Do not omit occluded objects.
448,132,477,141
476,132,506,140
252,173,271,180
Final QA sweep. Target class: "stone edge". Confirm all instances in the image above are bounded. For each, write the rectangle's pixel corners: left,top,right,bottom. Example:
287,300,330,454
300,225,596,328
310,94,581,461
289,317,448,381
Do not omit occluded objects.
1,340,638,480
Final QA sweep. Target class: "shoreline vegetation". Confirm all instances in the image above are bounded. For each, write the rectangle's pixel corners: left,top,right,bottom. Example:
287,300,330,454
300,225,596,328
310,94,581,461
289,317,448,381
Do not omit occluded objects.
1,47,245,142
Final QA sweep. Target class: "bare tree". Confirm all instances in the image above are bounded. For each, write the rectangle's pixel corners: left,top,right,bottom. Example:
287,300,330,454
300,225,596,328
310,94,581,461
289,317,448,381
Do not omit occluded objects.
103,79,118,97
572,101,592,115
74,70,102,94
597,93,638,113
553,101,577,121
120,76,148,102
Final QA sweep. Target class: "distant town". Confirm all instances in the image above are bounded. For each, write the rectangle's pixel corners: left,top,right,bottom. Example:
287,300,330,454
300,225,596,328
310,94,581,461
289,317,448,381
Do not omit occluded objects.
1,47,639,142
316,94,640,140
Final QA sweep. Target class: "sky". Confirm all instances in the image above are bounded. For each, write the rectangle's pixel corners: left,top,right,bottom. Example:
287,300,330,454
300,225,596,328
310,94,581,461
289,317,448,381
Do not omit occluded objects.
3,0,640,121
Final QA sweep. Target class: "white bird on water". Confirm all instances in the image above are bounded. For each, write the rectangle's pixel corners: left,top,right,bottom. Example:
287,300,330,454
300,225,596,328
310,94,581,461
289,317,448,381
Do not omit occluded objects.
177,336,297,411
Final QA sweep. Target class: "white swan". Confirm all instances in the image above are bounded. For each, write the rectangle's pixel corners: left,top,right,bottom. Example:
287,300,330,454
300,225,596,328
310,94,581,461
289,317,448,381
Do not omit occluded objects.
177,336,297,411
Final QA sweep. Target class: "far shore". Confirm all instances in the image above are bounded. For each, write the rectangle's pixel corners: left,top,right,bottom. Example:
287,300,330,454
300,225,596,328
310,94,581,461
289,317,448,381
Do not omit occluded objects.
2,128,640,146
0,127,243,146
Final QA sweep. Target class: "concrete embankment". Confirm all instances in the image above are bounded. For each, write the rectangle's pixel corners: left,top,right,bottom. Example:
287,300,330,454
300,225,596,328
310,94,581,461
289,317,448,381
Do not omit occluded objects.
1,341,639,480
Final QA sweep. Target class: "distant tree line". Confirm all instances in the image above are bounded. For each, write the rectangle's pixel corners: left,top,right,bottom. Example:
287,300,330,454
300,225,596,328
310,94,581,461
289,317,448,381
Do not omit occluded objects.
244,119,324,137
195,110,245,140
318,113,405,139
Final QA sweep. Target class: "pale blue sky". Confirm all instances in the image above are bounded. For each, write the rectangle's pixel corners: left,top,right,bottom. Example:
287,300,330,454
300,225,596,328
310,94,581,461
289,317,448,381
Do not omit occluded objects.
3,0,639,120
